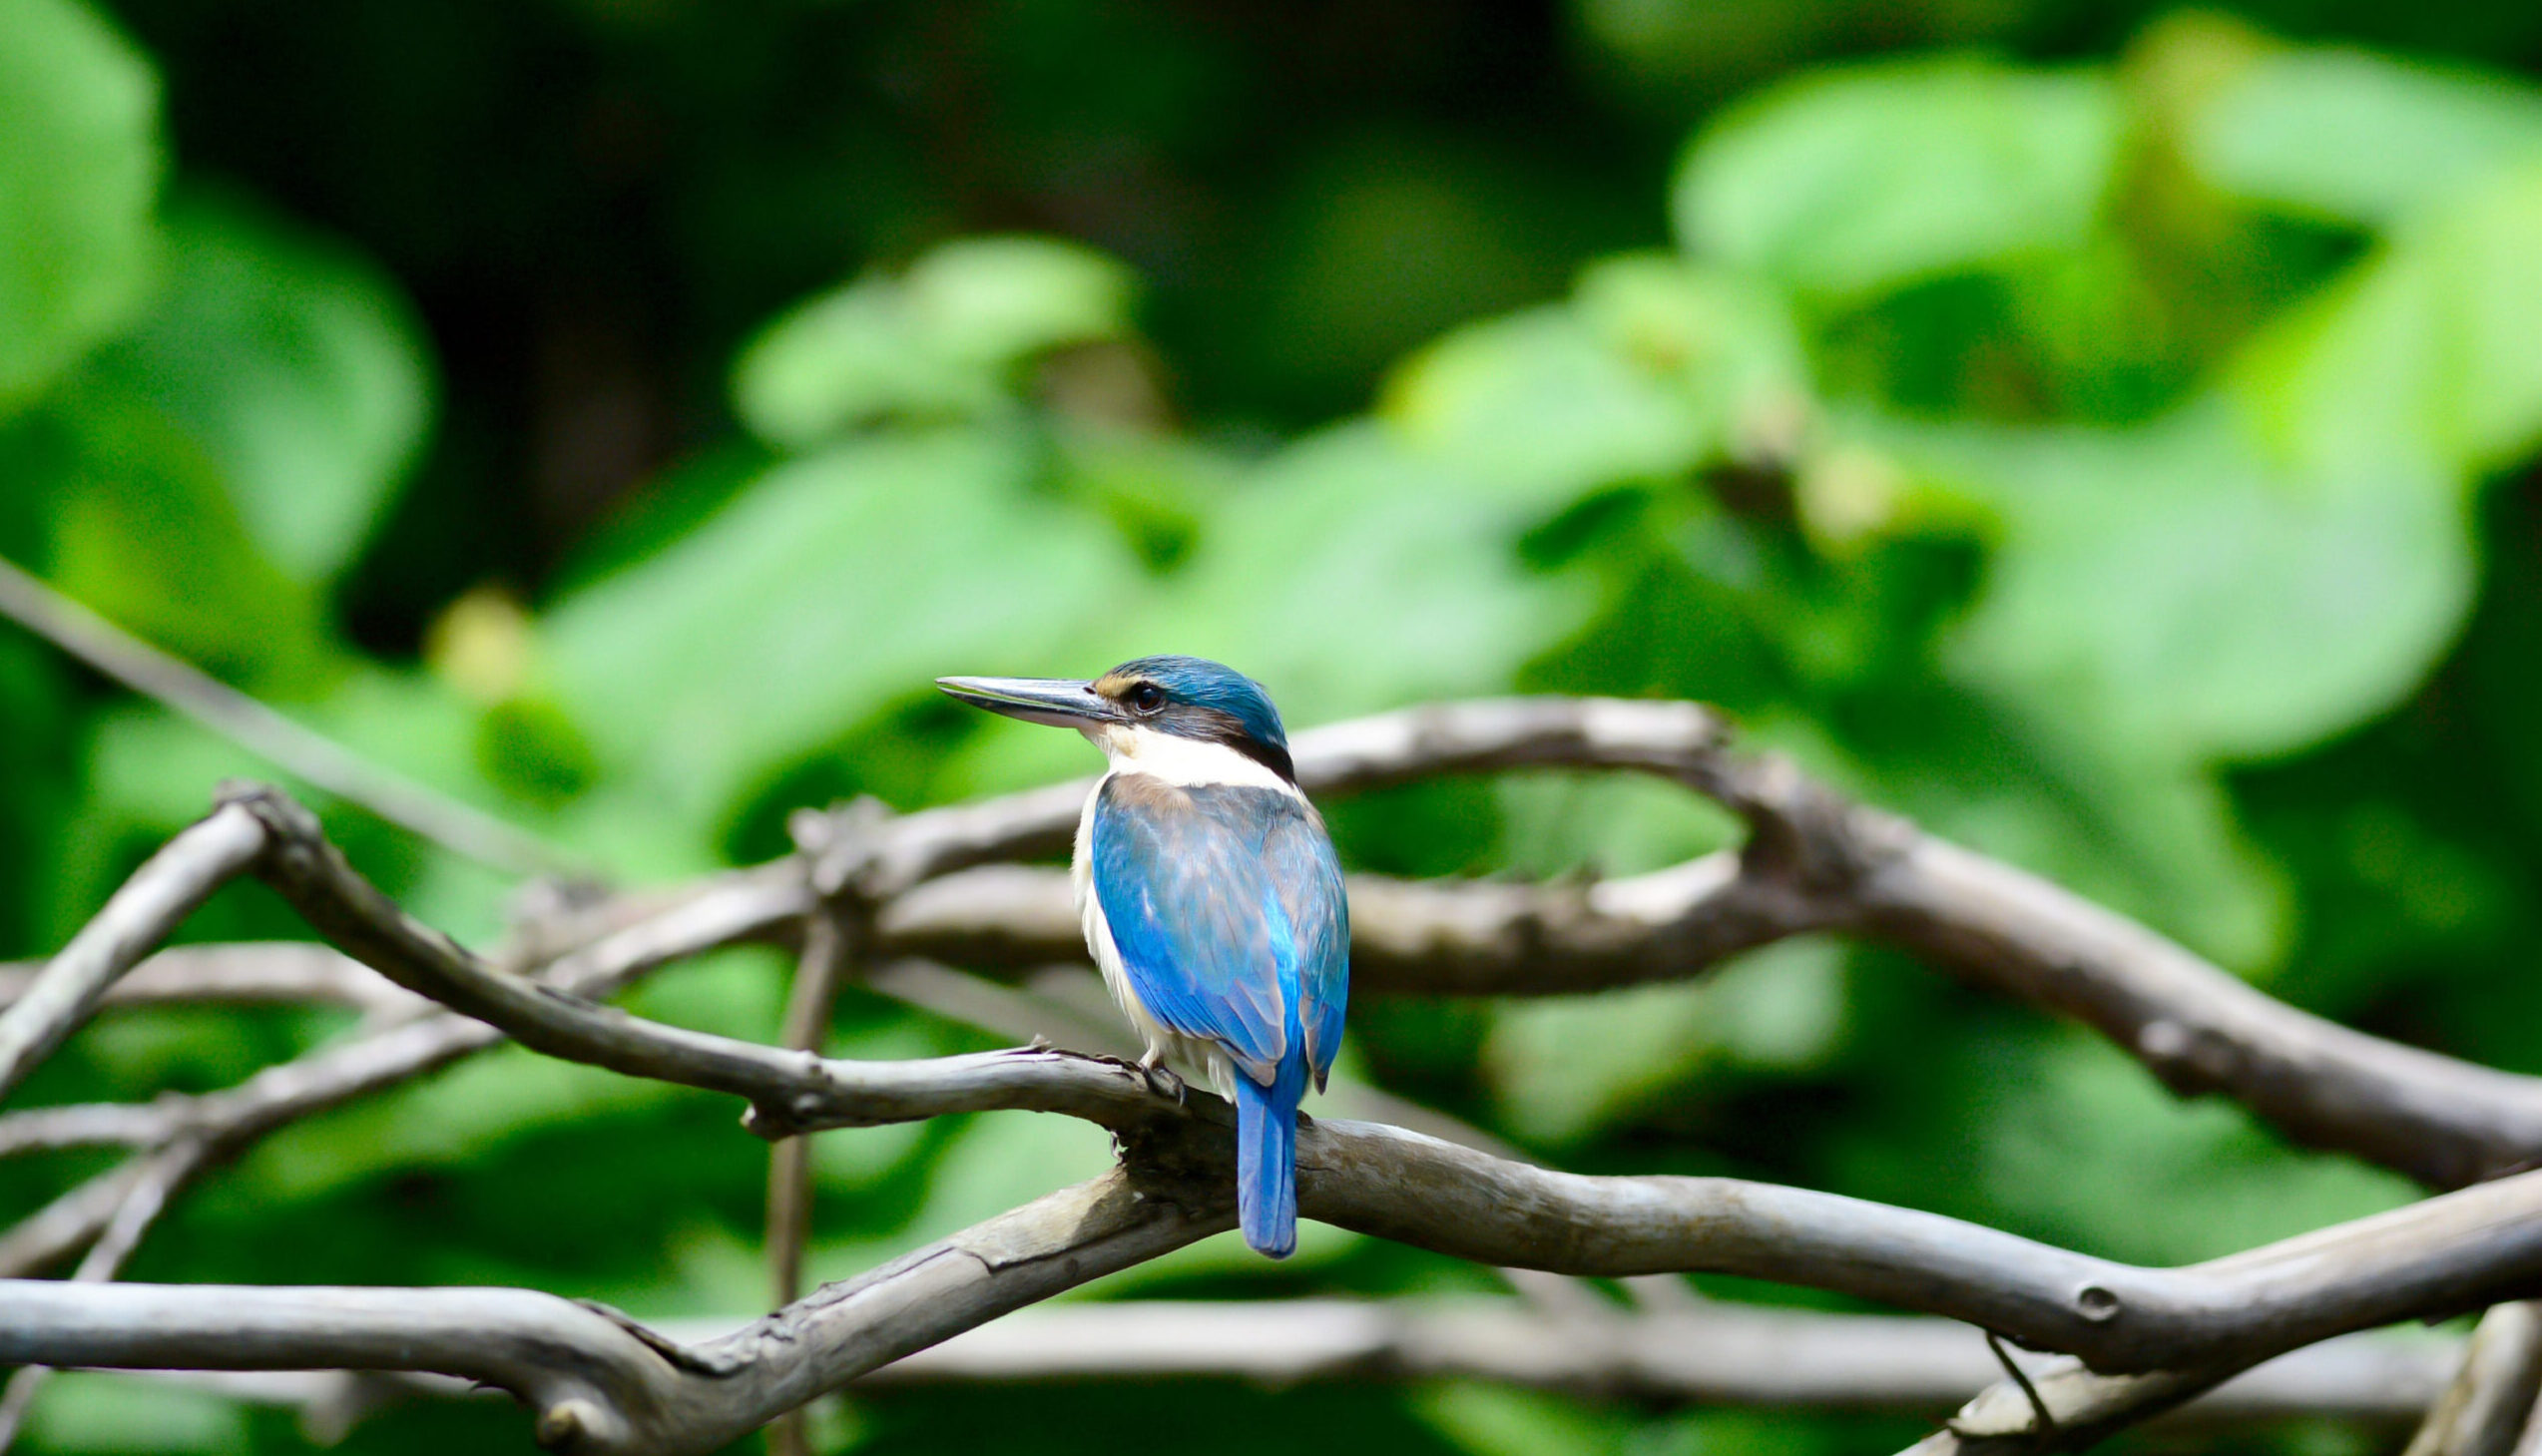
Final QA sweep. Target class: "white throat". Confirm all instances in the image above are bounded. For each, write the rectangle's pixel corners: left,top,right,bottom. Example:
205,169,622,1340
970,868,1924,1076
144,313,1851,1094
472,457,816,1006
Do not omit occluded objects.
1083,722,1296,792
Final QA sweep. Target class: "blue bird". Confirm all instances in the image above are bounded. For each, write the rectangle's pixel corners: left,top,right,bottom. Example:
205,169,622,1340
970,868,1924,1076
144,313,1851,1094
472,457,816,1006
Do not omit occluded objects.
936,657,1348,1257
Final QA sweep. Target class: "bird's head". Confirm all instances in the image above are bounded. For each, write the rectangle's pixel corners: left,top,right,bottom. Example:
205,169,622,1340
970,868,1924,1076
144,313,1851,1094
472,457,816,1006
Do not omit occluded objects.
936,655,1294,782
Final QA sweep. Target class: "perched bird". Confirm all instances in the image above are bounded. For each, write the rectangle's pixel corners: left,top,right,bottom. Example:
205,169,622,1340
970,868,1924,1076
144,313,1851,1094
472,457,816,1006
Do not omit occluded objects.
936,657,1348,1257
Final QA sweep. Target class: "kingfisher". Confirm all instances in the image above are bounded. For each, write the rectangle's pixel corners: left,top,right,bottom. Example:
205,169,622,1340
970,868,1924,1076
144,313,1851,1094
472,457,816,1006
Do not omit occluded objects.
936,657,1348,1257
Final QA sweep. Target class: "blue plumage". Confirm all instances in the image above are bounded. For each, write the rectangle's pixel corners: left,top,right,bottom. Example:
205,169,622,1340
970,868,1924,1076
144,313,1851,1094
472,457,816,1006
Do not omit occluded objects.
935,656,1348,1259
1092,777,1347,1257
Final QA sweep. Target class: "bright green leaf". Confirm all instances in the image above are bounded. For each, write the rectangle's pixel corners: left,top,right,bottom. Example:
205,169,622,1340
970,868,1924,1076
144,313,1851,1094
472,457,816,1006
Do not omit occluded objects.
1382,305,1710,501
1676,56,2122,299
1920,404,2471,762
2231,165,2542,477
900,235,1137,366
2192,48,2542,228
9,387,332,692
541,429,1132,826
1485,940,1843,1144
80,196,435,581
733,237,1134,451
0,0,159,411
1108,423,1600,726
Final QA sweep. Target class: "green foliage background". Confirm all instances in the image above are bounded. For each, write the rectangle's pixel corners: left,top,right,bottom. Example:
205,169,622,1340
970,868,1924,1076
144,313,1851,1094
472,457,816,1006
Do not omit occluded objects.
6,0,2542,1450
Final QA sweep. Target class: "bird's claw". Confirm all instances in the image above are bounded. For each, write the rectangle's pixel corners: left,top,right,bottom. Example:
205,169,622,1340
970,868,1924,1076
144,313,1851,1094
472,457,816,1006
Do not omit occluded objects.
1141,1062,1187,1105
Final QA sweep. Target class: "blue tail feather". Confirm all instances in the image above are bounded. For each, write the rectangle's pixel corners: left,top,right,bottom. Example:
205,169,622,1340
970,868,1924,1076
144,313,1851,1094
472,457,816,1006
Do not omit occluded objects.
1235,1058,1305,1257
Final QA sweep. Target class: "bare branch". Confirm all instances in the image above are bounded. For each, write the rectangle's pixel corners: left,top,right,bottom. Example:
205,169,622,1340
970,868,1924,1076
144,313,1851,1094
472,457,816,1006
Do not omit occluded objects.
763,807,878,1456
1906,1359,2237,1455
0,1168,1222,1456
0,804,266,1098
863,1300,2453,1423
0,854,791,1274
1860,840,2542,1189
2404,1303,2542,1456
62,1303,2463,1434
197,784,2542,1381
0,941,417,1015
863,703,2542,1188
0,556,581,878
873,851,1819,997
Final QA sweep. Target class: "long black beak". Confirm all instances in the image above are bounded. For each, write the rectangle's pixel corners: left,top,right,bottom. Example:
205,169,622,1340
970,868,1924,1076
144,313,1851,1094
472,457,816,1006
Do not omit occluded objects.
935,676,1119,728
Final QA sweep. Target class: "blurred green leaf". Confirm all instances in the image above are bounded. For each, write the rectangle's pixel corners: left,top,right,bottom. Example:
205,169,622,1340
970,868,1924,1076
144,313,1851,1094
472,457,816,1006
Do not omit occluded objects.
1676,57,2122,299
1486,940,1844,1144
1973,1031,2414,1263
1903,403,2471,762
1414,1383,1621,1456
2192,48,2542,228
1571,253,1811,452
1106,423,1602,726
2232,166,2542,477
900,237,1137,367
542,428,1132,826
0,0,158,412
8,389,333,692
1494,772,1740,880
1382,306,1709,501
734,237,1135,451
80,196,435,582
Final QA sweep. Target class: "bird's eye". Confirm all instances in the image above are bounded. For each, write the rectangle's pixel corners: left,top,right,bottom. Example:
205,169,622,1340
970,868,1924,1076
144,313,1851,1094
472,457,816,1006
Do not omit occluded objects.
1129,684,1166,715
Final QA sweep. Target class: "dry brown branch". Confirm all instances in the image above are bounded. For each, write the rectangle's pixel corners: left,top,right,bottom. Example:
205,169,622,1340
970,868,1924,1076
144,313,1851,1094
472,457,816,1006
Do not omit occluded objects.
0,804,266,1098
0,859,793,1275
203,786,2542,1371
673,697,2542,1188
2404,1303,2542,1456
52,1302,2463,1434
0,1168,1218,1456
13,694,2542,1450
0,942,410,1013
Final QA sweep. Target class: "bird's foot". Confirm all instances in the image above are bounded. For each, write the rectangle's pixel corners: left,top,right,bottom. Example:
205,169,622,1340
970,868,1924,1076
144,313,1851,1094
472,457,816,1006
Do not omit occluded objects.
1140,1060,1187,1105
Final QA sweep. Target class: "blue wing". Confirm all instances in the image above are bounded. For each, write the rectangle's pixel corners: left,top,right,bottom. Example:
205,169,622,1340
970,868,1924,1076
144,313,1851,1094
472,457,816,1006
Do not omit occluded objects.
1091,775,1349,1089
1267,803,1348,1091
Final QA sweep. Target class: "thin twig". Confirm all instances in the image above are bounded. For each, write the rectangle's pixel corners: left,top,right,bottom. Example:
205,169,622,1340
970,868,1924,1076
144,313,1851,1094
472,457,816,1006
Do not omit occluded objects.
0,805,266,1098
763,810,873,1456
0,942,415,1014
0,555,581,877
0,865,795,1275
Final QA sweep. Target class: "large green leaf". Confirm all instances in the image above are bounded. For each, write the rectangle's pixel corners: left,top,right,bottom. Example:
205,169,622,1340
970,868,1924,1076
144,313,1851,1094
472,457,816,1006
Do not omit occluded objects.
1912,403,2470,763
1674,56,2123,300
1118,422,1600,724
540,428,1132,826
3,388,331,693
1969,1032,2413,1262
2231,165,2542,479
1381,305,1709,502
78,197,435,582
734,237,1136,451
2191,48,2542,228
0,0,159,411
1485,939,1844,1145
